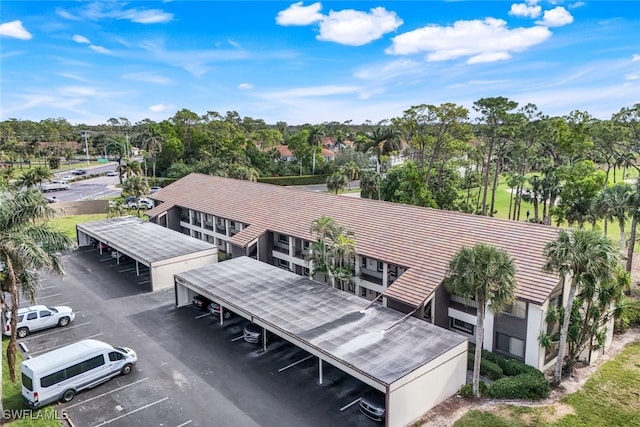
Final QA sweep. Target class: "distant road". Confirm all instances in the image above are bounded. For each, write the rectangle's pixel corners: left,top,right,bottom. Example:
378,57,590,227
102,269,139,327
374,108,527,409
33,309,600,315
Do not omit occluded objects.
48,162,122,202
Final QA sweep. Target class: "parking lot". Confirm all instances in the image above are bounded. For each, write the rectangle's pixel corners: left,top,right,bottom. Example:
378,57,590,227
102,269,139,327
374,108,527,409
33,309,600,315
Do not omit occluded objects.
17,248,379,427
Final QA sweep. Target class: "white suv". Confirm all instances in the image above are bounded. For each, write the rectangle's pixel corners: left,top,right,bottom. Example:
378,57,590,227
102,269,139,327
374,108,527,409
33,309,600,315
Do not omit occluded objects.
3,305,76,338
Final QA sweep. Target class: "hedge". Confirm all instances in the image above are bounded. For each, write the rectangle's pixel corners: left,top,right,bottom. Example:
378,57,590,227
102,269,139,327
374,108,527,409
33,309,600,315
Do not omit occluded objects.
487,373,550,400
467,351,504,380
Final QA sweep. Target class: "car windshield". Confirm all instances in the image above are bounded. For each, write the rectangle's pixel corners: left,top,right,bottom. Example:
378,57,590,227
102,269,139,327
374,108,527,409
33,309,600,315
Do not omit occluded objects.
113,346,127,353
49,307,59,313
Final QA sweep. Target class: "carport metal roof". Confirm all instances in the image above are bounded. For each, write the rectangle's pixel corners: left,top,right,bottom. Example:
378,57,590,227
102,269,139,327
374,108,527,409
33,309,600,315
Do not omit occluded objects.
77,216,215,265
175,256,467,387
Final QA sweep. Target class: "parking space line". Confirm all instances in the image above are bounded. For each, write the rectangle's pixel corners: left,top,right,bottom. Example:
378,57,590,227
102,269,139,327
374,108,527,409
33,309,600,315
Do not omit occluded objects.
176,421,192,427
65,378,149,409
194,312,210,319
231,335,244,342
118,268,136,273
138,280,150,285
278,355,313,372
20,322,92,341
30,333,103,355
92,397,168,427
34,293,62,300
339,397,362,412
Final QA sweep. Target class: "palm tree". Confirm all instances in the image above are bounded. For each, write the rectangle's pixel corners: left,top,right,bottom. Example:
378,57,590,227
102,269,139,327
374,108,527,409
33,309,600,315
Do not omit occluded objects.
543,229,619,385
340,161,361,189
359,171,381,200
596,184,631,251
0,188,72,382
626,178,640,273
326,172,348,194
444,244,517,398
118,159,142,184
360,127,402,174
122,175,150,218
140,124,164,178
307,125,325,175
32,166,53,189
307,216,356,290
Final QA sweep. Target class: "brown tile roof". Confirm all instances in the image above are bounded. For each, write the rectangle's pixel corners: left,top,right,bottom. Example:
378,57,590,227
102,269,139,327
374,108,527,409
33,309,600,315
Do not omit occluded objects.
150,174,561,307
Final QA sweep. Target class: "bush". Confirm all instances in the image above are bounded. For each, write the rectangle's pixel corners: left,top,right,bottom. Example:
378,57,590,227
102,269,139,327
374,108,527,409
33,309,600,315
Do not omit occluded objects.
468,351,504,380
487,373,550,400
480,350,541,377
459,381,487,398
258,174,330,186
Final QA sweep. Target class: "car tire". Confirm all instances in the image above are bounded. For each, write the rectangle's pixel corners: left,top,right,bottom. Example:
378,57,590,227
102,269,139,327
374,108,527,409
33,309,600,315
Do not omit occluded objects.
61,389,75,403
17,328,29,338
121,363,133,376
58,317,70,327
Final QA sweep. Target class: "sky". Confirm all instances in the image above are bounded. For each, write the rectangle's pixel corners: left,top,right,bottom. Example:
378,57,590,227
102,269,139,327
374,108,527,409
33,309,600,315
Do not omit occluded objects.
1,1,639,126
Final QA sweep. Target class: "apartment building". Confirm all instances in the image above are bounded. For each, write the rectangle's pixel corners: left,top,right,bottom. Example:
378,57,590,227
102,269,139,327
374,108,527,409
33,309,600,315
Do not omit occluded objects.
147,173,601,372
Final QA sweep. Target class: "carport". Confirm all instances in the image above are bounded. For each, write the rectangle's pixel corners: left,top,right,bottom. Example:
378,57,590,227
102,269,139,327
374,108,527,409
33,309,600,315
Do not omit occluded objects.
174,256,468,427
76,216,218,291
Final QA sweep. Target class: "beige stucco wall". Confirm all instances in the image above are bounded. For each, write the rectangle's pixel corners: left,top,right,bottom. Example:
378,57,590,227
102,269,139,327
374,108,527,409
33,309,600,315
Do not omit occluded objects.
51,200,109,216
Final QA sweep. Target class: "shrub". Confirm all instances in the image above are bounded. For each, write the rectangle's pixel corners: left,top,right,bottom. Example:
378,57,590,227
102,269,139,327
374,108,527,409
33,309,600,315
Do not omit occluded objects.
487,373,550,400
459,381,488,398
468,351,504,380
258,174,329,186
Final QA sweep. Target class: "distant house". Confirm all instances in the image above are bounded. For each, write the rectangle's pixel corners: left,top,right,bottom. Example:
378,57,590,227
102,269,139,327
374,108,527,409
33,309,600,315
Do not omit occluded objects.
273,145,295,162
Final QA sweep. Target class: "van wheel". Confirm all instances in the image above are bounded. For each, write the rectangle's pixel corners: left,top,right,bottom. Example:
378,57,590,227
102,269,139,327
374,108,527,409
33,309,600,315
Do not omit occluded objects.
58,317,70,327
61,389,75,402
121,364,133,375
17,328,29,338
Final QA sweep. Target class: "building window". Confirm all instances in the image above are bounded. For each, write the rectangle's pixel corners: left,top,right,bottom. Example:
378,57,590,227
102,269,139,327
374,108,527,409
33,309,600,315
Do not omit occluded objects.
360,287,367,297
377,261,384,272
303,267,310,276
303,241,310,250
504,300,527,318
230,221,236,228
450,318,474,335
278,234,289,244
193,231,202,240
361,257,367,268
495,333,525,358
278,259,290,270
424,301,432,320
389,265,398,277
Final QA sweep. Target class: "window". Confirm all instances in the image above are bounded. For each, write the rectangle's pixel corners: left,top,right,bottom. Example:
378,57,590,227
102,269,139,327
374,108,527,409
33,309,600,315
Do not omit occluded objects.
41,370,65,387
230,221,236,228
377,261,384,272
278,259,290,270
495,333,525,358
82,355,105,371
504,300,527,318
39,310,52,318
303,267,310,276
389,265,398,277
21,373,33,391
360,288,367,297
27,312,37,321
303,241,310,250
278,234,289,244
17,315,24,323
424,301,432,320
109,351,124,362
361,257,367,268
65,362,83,379
450,318,474,335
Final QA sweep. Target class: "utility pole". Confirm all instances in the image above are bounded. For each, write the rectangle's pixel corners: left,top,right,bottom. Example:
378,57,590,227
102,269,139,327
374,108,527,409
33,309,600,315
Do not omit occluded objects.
81,130,90,166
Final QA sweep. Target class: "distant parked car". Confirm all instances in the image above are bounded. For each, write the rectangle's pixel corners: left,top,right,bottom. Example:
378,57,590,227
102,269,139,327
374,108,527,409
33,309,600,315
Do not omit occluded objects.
359,390,385,422
192,294,211,311
3,305,76,338
126,198,153,209
46,196,59,203
72,169,87,175
243,322,272,345
208,302,232,319
111,250,127,262
106,170,118,177
149,186,161,194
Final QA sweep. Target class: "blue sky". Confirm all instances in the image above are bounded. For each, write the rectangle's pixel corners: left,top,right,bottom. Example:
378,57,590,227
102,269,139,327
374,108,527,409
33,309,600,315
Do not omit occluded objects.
1,1,638,125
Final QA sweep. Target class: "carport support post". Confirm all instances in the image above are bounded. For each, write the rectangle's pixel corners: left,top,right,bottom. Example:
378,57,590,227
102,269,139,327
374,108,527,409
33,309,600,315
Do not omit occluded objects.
318,359,323,385
261,328,267,352
136,261,139,276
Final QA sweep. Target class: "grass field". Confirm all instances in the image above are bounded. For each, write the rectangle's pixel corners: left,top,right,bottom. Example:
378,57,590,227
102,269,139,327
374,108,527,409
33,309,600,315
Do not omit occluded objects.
453,339,640,426
2,339,61,426
49,213,108,240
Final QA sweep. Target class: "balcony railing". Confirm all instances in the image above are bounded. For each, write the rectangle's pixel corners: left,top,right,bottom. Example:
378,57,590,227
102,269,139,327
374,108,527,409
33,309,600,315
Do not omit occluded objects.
215,225,226,234
360,272,383,286
293,248,308,259
204,222,214,231
272,245,289,254
450,294,478,308
229,229,239,236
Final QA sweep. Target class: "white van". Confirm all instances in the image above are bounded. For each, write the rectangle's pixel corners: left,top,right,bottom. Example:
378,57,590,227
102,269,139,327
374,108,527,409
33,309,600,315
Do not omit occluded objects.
21,339,137,408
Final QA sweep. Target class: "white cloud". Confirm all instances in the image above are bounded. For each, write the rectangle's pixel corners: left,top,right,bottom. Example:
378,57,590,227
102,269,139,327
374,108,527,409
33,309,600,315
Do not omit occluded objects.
238,83,254,90
228,39,241,49
536,7,574,27
56,8,81,21
276,2,323,26
122,72,172,85
72,34,90,44
317,7,403,46
58,86,97,96
0,20,32,40
354,58,422,81
89,45,111,54
387,18,551,64
569,2,585,9
626,74,639,81
149,103,174,112
632,54,640,62
509,3,542,18
120,9,173,24
266,85,362,99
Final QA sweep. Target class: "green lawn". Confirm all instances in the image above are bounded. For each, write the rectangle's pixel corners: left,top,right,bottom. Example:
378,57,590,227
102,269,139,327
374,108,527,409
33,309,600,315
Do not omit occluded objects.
2,339,61,426
49,213,108,240
453,339,640,426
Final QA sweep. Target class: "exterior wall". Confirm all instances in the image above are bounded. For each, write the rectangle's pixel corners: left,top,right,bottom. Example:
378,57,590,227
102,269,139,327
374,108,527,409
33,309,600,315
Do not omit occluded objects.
51,199,108,216
258,233,270,263
386,299,415,316
230,244,244,259
433,286,450,329
526,302,546,369
76,229,93,247
150,251,217,291
387,341,468,427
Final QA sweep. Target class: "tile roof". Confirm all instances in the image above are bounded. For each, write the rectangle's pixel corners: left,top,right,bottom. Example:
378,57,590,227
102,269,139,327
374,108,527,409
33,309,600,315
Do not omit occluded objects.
150,173,561,307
